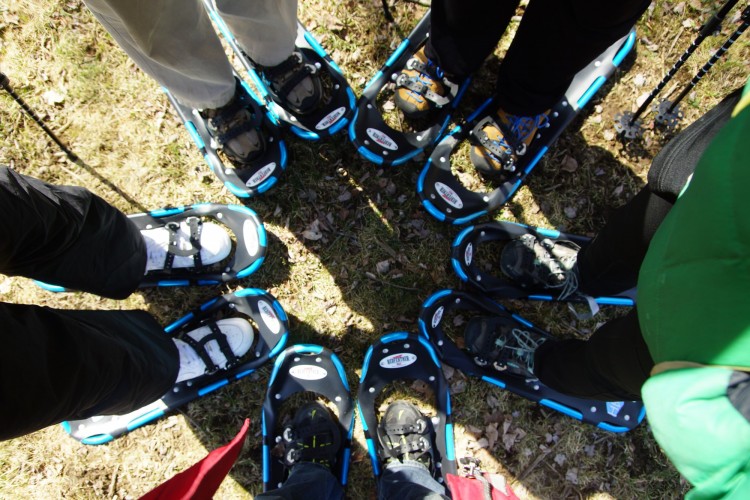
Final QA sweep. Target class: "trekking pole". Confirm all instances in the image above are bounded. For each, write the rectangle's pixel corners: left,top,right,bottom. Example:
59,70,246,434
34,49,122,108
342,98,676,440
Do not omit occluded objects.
614,0,740,138
655,4,750,129
0,71,79,162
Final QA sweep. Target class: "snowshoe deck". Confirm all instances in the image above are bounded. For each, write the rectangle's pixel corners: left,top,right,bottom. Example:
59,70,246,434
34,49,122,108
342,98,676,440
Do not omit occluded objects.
348,11,471,166
419,290,645,433
35,203,267,292
205,0,355,140
417,30,636,224
262,344,355,492
452,221,636,305
63,288,289,444
357,332,456,486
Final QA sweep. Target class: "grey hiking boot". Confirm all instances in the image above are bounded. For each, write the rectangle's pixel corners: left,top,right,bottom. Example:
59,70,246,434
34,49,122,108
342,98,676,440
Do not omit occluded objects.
500,233,580,300
200,78,265,165
376,400,435,472
465,316,545,379
257,50,323,115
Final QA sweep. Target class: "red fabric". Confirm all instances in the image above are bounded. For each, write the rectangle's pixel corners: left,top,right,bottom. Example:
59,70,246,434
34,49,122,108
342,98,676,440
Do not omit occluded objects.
140,419,250,500
445,472,520,500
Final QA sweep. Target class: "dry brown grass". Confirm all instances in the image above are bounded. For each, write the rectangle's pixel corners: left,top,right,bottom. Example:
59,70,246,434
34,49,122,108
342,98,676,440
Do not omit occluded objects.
1,0,747,498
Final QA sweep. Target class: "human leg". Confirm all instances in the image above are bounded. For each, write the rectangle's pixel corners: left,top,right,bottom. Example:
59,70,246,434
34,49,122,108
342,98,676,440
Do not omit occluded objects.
471,0,650,174
378,461,449,500
395,0,515,118
0,167,145,299
0,304,177,440
534,308,653,400
255,463,343,500
83,0,267,163
83,0,235,109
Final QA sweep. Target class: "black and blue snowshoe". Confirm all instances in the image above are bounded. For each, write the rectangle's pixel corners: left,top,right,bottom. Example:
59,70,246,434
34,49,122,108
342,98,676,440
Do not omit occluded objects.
63,288,289,444
204,0,355,141
452,221,636,305
357,332,456,488
262,344,355,492
418,289,645,433
348,11,471,166
35,202,267,292
166,75,287,200
417,29,636,224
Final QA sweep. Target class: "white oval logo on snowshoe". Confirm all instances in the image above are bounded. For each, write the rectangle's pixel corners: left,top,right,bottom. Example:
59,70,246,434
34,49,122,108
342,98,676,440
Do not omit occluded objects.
316,107,346,130
379,353,417,369
464,243,473,265
431,306,444,328
366,128,398,151
243,220,259,256
435,182,463,209
246,163,276,187
258,300,281,334
289,364,328,380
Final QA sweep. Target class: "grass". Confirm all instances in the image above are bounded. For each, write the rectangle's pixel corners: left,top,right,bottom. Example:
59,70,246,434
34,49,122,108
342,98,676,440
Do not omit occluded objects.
1,0,748,498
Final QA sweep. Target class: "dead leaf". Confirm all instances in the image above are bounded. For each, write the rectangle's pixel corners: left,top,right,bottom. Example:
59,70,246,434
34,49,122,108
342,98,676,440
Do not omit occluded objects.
376,260,390,275
564,206,577,219
485,424,499,449
566,468,579,484
560,155,578,173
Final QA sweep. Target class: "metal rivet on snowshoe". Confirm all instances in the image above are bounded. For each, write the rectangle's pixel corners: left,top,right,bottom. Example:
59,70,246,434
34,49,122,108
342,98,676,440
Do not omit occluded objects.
476,275,482,281
404,343,410,349
294,357,300,362
369,387,375,393
316,357,322,363
429,375,435,381
624,415,631,421
382,348,389,354
437,340,443,346
275,393,281,399
590,406,597,412
335,396,341,402
483,196,489,202
595,60,601,67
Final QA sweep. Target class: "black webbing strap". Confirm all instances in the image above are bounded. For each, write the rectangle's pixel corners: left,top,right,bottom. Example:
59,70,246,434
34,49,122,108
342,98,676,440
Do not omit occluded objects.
179,321,239,374
163,217,203,271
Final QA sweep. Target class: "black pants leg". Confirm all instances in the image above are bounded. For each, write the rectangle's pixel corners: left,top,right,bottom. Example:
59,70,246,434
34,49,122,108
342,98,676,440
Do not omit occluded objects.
495,0,651,115
534,87,743,399
0,167,146,299
0,168,178,440
427,0,650,113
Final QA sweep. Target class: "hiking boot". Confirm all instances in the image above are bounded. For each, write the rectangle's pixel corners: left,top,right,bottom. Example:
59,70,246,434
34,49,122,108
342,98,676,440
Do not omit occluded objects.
465,316,544,378
376,400,435,472
200,78,266,165
501,233,580,300
470,108,550,177
281,402,342,469
394,47,455,119
257,50,323,115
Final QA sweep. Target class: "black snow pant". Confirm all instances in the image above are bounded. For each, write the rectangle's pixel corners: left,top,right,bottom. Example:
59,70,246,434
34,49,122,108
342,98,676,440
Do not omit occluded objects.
534,87,744,401
0,168,178,440
426,0,651,115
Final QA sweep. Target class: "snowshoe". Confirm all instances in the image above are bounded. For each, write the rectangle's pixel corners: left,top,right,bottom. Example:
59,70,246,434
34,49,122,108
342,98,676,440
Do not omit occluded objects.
35,203,267,292
262,344,355,492
167,74,287,200
348,10,471,166
418,290,645,432
204,0,355,140
417,29,636,224
451,221,636,305
63,288,289,444
357,332,456,488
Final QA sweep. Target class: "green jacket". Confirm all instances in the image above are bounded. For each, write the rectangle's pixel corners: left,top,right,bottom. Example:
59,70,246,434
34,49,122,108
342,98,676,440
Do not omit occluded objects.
638,80,750,499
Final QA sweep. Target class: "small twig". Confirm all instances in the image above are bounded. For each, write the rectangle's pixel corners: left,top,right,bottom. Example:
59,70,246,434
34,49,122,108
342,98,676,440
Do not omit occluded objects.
364,272,419,291
518,438,562,480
